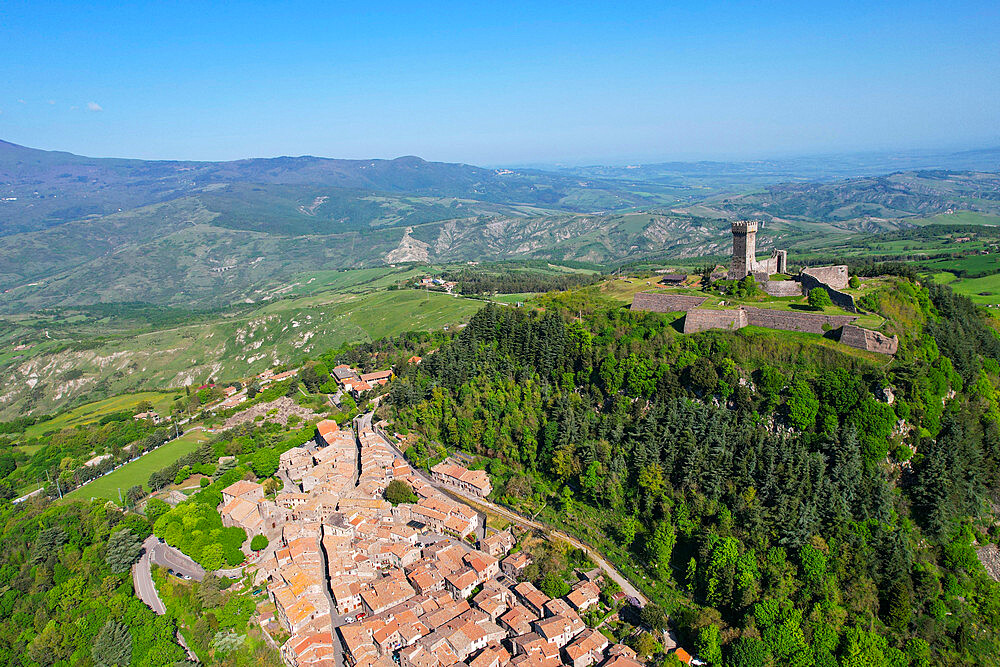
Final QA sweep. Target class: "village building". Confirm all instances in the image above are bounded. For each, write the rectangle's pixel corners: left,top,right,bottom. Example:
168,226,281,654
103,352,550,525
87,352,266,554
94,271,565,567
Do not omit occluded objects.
481,529,516,557
502,551,533,580
430,462,493,497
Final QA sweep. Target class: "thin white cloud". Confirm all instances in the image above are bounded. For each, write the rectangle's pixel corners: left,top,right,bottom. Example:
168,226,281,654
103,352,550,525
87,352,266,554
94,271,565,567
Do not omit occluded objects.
17,99,25,104
70,105,79,110
87,101,103,112
48,100,55,105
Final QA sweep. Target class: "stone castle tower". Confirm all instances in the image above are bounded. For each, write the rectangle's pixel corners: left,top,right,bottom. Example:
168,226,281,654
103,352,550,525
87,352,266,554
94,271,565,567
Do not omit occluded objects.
730,220,759,279
729,219,787,280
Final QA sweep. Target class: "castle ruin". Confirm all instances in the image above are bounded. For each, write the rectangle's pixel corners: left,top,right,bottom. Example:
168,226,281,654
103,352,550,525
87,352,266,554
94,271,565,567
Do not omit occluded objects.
627,218,900,354
729,220,787,280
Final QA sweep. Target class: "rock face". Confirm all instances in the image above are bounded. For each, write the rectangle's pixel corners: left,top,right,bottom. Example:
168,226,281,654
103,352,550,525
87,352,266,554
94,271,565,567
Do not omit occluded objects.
978,545,1000,582
628,293,707,313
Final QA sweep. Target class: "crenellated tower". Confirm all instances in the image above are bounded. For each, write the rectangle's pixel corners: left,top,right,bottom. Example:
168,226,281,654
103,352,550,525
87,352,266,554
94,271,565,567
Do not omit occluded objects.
729,219,759,280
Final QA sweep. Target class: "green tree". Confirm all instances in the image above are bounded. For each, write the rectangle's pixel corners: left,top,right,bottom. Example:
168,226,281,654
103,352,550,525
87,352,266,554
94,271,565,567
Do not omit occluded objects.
728,636,770,667
384,479,418,505
639,604,669,632
648,519,677,572
105,529,144,573
808,287,832,308
92,619,132,667
0,451,15,478
144,497,171,524
629,631,661,660
200,543,226,571
685,357,719,394
538,572,571,598
617,516,640,547
250,534,269,551
250,449,279,478
785,379,819,430
125,484,146,506
697,624,722,664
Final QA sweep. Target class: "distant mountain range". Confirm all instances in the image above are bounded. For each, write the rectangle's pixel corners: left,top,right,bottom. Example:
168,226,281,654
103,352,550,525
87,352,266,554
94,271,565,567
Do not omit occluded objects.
1,140,999,312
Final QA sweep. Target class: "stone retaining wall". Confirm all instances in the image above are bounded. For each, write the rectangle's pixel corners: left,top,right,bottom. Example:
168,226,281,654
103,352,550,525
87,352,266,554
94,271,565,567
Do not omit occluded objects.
630,292,708,313
800,271,857,313
683,309,746,333
743,307,856,335
762,281,803,297
839,324,899,355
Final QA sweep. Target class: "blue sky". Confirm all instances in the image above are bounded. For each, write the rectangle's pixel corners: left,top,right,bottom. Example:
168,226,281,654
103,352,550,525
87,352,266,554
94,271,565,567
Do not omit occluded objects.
1,1,998,165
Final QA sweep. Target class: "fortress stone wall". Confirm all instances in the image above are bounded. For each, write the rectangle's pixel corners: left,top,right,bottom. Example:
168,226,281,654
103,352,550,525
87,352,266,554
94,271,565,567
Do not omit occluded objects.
683,309,746,333
742,307,856,334
802,265,849,290
839,324,899,355
762,281,803,297
800,270,857,313
629,293,708,313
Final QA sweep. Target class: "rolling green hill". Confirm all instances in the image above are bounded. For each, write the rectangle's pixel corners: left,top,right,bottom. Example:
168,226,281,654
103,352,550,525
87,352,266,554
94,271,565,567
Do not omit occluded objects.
2,140,999,316
0,269,482,418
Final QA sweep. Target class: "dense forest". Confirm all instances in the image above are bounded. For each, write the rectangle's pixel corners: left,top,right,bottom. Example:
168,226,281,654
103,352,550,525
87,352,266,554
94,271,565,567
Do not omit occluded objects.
386,277,1000,665
440,265,602,295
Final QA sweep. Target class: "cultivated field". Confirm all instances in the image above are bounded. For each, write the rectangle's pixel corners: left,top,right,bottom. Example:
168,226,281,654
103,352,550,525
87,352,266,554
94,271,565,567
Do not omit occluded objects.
23,391,178,439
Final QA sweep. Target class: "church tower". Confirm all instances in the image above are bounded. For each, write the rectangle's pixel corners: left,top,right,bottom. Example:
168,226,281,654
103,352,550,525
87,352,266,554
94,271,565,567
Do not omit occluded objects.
730,220,759,279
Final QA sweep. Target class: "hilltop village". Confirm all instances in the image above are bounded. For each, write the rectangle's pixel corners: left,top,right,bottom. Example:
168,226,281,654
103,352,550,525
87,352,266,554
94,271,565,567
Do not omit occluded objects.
217,414,660,667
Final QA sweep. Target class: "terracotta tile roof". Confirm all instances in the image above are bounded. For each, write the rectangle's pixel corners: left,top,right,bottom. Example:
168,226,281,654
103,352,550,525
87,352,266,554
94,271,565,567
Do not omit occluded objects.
222,479,263,498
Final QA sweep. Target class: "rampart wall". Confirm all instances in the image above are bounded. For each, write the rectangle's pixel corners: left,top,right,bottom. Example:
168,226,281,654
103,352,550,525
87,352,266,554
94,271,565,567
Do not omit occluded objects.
743,307,856,334
839,325,899,355
802,265,850,290
630,293,708,313
800,270,857,313
683,309,746,333
762,281,803,297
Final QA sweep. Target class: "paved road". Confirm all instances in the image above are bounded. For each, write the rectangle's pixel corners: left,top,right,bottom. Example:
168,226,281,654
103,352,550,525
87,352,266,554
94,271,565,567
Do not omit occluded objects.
363,411,648,605
148,538,207,582
133,536,166,614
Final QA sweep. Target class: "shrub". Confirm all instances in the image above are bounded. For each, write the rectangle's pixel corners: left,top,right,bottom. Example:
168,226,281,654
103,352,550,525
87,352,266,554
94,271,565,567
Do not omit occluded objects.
808,287,833,308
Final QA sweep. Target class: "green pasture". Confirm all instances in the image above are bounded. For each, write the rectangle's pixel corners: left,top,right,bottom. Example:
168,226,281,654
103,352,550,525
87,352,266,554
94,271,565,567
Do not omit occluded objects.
62,429,210,504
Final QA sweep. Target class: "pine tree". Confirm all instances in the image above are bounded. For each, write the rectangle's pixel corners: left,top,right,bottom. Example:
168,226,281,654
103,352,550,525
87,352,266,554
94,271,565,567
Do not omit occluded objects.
105,529,143,574
92,619,132,667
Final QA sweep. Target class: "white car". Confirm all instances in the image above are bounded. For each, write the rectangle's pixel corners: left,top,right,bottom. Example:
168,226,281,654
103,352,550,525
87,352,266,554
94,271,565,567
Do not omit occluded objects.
344,617,355,624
